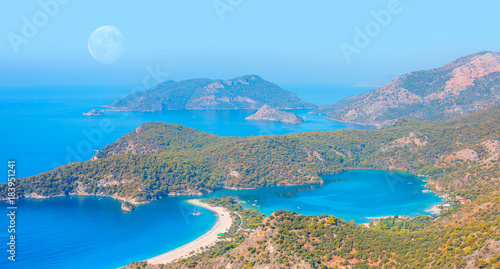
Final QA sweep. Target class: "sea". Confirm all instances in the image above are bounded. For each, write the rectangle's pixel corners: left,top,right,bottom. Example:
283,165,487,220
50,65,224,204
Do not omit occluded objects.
0,84,442,269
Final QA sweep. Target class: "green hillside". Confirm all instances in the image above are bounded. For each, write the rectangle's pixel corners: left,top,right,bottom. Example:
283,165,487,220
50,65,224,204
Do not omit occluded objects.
3,106,500,206
107,75,317,111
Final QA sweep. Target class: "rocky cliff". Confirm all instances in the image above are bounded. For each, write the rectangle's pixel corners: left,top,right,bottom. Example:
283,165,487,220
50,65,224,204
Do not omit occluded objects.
311,51,500,127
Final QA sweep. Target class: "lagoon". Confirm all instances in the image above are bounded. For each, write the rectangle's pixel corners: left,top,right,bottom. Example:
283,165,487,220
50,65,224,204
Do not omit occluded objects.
213,170,443,223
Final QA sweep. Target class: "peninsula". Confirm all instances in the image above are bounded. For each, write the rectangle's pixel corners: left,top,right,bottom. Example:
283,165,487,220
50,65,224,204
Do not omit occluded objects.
245,105,304,124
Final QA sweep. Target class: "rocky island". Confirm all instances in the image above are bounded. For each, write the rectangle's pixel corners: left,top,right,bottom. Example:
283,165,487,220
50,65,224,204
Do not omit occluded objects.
105,75,316,111
245,105,304,124
121,201,135,212
82,109,104,116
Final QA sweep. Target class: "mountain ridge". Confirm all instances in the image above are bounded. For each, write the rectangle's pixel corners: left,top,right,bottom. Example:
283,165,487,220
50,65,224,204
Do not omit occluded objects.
311,51,500,127
106,75,317,111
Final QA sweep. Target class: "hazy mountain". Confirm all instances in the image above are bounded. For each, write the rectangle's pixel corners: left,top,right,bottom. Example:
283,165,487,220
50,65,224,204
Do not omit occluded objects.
311,51,500,127
354,74,398,88
106,75,317,111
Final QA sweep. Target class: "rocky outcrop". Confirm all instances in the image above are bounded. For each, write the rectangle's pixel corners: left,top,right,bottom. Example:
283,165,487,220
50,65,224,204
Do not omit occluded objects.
121,202,135,212
246,105,304,124
82,109,104,116
311,51,500,127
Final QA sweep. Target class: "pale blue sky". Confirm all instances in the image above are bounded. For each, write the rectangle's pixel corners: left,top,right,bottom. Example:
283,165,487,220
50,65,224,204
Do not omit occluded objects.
1,0,499,86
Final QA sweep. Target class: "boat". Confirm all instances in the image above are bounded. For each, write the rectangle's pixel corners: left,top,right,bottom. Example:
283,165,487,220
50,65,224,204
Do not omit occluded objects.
191,207,202,216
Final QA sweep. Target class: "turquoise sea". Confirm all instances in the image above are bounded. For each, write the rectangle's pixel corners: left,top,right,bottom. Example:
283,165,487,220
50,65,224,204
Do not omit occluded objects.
0,85,443,269
0,197,216,269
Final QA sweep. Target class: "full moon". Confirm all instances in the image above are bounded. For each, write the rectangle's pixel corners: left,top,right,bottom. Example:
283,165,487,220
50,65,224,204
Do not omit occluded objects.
88,26,125,64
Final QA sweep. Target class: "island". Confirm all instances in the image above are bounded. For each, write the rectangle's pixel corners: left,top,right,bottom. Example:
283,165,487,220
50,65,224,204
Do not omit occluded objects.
121,201,135,212
105,75,317,111
245,104,304,124
82,109,104,116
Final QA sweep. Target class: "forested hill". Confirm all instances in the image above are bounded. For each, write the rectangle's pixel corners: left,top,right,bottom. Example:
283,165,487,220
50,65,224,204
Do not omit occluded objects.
93,122,223,158
106,75,317,111
3,106,500,205
311,51,500,127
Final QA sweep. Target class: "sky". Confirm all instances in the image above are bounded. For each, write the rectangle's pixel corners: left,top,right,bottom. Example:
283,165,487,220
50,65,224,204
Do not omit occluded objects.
1,0,499,87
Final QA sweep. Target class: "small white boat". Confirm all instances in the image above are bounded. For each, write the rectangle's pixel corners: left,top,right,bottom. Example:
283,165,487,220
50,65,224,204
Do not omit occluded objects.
192,207,202,216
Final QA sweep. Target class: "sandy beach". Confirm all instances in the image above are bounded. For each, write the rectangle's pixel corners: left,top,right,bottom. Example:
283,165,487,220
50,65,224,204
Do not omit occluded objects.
147,199,233,265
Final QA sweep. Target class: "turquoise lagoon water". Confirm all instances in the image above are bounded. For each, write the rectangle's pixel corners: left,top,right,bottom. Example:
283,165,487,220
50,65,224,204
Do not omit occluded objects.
212,170,443,223
0,85,445,269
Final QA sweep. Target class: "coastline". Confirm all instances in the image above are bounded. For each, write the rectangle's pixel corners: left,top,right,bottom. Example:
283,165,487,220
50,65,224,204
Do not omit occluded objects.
6,169,444,209
146,199,233,265
306,114,379,129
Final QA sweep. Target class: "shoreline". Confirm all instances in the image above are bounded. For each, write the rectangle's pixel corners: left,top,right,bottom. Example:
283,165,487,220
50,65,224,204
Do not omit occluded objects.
146,199,233,265
306,114,379,129
6,169,444,209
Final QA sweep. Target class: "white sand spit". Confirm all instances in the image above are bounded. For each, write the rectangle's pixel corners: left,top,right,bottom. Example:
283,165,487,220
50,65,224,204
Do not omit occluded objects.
147,199,233,265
